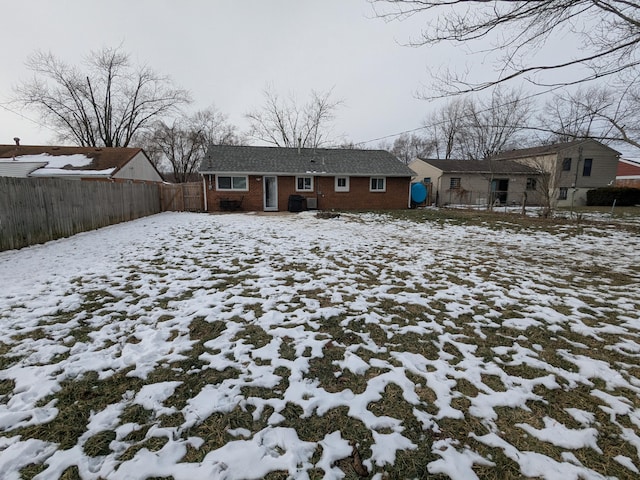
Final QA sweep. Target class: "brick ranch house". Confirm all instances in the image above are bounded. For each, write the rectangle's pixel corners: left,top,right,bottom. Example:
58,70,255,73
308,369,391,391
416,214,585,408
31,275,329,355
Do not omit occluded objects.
199,145,416,212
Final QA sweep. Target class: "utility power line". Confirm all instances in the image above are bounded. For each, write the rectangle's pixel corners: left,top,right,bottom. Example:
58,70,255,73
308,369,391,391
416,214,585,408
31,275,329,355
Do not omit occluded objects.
0,102,57,132
356,85,569,146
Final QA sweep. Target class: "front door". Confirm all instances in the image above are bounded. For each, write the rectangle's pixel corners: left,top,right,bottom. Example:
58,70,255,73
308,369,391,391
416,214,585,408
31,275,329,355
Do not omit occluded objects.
263,176,278,211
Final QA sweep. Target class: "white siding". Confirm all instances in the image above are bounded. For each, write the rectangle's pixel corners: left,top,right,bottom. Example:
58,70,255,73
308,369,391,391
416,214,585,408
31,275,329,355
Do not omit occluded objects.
409,159,441,183
112,152,163,182
0,161,47,178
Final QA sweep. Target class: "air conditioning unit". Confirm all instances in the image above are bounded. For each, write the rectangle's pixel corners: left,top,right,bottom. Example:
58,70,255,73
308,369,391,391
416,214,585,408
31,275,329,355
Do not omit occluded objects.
306,197,318,210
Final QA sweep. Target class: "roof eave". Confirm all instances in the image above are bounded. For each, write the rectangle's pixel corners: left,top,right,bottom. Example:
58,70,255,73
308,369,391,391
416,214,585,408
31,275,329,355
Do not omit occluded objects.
198,170,413,177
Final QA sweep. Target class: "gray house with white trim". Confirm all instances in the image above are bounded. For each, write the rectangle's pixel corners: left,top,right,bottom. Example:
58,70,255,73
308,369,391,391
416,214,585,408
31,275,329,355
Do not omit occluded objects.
409,158,541,206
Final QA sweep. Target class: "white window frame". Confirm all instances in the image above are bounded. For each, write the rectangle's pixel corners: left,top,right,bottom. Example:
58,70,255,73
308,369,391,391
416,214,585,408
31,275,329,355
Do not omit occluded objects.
370,177,386,192
335,176,350,192
216,175,248,191
296,176,314,192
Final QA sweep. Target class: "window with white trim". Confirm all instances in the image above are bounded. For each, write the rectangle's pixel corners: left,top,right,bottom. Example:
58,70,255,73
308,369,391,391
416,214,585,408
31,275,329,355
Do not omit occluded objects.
370,177,386,192
217,175,248,191
296,176,313,191
450,177,461,190
335,176,349,192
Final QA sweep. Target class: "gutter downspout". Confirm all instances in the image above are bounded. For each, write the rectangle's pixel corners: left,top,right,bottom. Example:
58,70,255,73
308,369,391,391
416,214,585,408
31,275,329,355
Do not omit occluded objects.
202,175,208,212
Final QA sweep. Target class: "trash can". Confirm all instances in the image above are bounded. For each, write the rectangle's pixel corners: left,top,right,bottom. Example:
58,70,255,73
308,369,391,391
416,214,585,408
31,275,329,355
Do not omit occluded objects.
288,195,306,212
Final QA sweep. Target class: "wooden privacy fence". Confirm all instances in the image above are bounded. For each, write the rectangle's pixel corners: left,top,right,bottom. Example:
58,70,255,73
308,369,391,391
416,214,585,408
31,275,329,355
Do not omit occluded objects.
159,182,204,212
0,177,161,251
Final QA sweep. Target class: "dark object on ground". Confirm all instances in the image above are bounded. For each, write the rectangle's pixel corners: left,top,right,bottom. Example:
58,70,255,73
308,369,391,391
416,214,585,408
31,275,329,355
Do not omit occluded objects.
351,443,369,477
219,197,243,211
316,212,340,219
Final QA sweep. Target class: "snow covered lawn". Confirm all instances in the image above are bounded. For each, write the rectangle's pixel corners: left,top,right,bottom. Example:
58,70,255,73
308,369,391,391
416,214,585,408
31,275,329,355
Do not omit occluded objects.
1,210,639,479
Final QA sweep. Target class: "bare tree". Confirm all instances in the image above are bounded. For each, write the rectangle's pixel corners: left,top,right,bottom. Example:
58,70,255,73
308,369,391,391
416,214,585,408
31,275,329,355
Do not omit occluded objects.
538,79,640,149
370,1,640,95
148,107,241,183
245,86,342,148
425,97,469,159
522,156,565,218
425,88,532,160
539,88,609,142
461,88,533,160
14,47,191,147
388,133,436,163
338,140,365,149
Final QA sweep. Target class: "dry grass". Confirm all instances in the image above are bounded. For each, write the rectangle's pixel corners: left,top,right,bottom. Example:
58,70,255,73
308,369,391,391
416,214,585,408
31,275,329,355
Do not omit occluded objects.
2,208,640,479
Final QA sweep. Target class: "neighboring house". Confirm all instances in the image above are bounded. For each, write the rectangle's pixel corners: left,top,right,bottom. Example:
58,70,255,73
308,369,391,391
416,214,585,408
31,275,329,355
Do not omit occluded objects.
492,139,620,207
616,158,640,188
408,158,541,207
0,145,163,182
199,145,416,212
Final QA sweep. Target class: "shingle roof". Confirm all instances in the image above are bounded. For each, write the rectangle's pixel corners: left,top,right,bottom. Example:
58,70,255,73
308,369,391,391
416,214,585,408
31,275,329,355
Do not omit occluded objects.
199,145,416,177
416,158,539,174
0,145,144,174
490,139,620,161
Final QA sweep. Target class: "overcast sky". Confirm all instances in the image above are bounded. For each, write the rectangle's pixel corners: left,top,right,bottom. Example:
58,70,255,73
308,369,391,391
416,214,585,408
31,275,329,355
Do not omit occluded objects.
0,0,459,148
3,0,628,157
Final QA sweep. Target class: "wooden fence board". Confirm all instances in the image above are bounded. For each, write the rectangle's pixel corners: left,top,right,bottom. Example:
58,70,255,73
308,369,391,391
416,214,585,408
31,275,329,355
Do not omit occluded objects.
0,178,161,251
159,182,204,212
0,178,206,251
